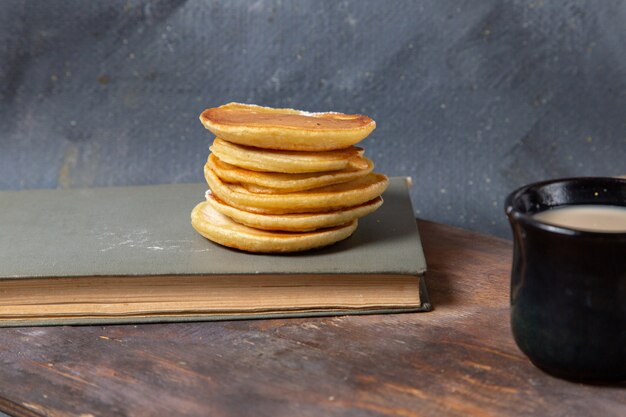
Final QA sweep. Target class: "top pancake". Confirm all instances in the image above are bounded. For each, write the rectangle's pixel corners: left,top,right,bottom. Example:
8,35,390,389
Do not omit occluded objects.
199,103,376,151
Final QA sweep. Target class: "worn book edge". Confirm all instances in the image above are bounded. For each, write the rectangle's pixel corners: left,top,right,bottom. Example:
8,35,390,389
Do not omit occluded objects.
0,274,429,327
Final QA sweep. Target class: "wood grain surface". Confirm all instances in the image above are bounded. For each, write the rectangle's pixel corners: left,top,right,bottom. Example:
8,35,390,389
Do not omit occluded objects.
0,221,624,417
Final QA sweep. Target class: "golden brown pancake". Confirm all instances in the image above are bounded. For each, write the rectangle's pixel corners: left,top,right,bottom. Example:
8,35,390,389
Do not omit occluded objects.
207,154,374,194
210,138,367,173
191,201,358,253
199,103,376,151
205,191,383,232
205,167,389,214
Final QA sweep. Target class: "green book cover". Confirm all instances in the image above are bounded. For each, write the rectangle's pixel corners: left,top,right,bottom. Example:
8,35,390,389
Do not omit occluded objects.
0,177,429,326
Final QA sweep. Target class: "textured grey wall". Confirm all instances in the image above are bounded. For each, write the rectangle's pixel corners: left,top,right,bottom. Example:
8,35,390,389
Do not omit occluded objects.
1,0,625,237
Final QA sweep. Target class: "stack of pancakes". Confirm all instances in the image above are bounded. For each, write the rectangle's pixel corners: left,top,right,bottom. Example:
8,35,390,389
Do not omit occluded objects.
191,103,388,253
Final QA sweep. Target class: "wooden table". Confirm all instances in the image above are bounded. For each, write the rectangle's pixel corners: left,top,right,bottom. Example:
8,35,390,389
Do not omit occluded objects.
0,221,624,417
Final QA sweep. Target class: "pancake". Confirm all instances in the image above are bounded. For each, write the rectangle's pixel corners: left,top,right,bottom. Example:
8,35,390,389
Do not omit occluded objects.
199,103,376,151
205,191,383,232
205,167,389,214
207,154,374,194
191,201,358,253
210,138,367,173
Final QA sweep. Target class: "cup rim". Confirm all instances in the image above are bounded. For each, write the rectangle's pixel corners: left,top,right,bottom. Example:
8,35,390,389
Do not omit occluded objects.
505,176,626,238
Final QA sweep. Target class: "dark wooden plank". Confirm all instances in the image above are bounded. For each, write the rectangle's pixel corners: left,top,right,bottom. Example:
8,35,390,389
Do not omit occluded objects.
0,221,624,417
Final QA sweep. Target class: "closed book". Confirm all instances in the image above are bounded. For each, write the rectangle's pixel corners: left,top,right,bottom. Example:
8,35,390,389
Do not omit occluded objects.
0,177,429,326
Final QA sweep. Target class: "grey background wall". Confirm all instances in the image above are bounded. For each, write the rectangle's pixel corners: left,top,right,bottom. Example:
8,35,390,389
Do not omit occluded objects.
1,0,625,237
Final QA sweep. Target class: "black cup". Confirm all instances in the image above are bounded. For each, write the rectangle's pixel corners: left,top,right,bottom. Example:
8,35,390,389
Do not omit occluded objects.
505,177,626,381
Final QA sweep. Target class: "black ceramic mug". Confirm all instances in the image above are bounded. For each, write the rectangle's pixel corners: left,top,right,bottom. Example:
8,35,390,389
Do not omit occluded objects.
505,177,626,381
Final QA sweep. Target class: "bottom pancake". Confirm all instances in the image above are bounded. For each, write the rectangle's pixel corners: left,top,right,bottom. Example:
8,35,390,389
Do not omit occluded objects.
205,191,382,232
191,201,358,253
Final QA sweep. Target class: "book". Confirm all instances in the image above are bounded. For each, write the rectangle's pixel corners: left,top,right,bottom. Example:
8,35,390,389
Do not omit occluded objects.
0,177,429,326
